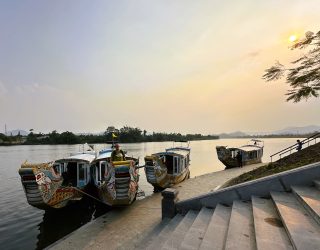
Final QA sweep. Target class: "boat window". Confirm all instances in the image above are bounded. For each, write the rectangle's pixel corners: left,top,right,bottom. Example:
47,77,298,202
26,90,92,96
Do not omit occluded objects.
166,155,174,174
181,158,185,171
160,156,166,164
53,163,61,175
78,163,85,181
64,162,77,186
63,163,67,172
248,151,257,159
91,165,96,180
100,161,106,181
173,157,179,174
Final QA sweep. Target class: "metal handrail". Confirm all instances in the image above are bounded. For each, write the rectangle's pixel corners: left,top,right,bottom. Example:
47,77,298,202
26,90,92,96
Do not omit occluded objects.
270,132,320,162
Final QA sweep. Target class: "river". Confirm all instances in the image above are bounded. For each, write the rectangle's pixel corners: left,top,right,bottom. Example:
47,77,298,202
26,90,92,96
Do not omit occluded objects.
0,138,299,249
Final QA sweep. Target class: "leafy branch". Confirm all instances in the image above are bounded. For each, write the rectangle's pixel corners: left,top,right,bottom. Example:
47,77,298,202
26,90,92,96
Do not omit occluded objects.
262,31,320,102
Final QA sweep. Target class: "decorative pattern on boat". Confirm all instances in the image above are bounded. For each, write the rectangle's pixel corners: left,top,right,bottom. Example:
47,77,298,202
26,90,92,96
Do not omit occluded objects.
19,162,81,209
144,154,189,189
105,164,116,200
98,160,139,206
145,155,167,179
35,170,61,203
128,160,139,199
153,156,168,178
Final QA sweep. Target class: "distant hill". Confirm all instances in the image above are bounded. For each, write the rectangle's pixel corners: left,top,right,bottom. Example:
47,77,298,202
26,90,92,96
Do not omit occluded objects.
272,125,320,135
219,125,320,138
219,131,249,138
5,130,28,136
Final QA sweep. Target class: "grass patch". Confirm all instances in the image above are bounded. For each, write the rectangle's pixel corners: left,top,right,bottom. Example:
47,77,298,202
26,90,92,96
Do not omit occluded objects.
222,142,320,188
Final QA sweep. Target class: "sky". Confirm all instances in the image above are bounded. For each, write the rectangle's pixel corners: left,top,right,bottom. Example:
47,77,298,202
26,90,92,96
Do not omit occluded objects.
0,0,319,134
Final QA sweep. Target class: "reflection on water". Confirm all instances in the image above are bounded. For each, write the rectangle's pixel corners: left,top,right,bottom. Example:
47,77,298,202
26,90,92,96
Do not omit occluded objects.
0,139,300,249
36,198,110,249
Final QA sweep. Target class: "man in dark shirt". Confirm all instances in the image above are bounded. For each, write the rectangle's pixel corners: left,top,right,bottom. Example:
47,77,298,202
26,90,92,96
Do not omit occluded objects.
111,144,126,162
236,151,243,168
296,140,303,151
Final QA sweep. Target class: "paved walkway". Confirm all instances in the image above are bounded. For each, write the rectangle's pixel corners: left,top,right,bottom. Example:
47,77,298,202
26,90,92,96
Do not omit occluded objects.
50,163,265,250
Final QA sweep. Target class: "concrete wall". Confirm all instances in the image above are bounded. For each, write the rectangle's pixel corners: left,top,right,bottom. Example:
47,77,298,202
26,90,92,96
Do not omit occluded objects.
176,161,320,214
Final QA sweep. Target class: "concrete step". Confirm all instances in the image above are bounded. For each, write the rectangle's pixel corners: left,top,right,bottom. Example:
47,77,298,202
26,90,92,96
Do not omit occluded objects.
146,214,184,250
271,192,320,250
313,180,320,190
292,186,320,225
137,218,171,249
199,204,232,250
179,207,214,250
161,210,198,250
251,196,293,250
225,200,256,250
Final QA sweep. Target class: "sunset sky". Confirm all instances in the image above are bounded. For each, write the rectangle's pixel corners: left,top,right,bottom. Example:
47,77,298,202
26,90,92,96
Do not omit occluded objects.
0,0,319,134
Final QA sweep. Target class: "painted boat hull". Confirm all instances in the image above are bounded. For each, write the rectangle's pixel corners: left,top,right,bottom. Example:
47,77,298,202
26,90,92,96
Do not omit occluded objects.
144,148,191,190
216,145,263,169
145,165,190,189
19,163,84,210
96,160,139,206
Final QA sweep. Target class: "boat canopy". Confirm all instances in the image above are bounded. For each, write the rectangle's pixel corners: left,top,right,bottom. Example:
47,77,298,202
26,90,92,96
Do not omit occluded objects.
246,139,264,147
96,148,113,160
239,145,263,152
157,148,190,157
56,153,96,163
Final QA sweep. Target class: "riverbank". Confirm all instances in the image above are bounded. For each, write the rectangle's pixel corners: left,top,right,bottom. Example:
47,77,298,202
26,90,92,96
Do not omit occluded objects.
49,163,265,250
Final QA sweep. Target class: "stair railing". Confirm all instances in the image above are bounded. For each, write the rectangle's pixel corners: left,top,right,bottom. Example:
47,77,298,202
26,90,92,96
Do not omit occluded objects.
270,132,320,162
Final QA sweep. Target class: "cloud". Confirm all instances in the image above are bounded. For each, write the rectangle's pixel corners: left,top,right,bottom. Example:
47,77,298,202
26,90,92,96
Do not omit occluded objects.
246,50,261,58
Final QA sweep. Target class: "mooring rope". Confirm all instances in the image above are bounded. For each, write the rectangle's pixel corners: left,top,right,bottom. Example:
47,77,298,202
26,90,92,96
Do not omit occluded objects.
72,185,145,204
72,187,109,206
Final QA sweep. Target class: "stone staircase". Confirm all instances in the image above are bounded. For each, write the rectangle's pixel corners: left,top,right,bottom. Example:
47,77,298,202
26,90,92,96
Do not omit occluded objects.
141,180,320,250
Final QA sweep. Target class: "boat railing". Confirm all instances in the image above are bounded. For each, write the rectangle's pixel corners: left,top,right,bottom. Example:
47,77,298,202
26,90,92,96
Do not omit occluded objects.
270,132,320,162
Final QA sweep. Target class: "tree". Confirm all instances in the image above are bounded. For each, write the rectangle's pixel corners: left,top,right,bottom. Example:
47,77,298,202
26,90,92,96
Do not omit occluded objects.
262,31,320,102
59,131,80,144
106,126,116,133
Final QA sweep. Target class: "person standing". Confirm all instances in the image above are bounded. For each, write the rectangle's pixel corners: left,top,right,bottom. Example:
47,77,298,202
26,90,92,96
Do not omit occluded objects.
236,151,243,168
111,143,126,162
296,140,303,151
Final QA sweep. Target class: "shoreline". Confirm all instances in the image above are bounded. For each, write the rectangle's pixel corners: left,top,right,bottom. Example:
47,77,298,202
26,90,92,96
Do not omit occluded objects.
0,136,308,147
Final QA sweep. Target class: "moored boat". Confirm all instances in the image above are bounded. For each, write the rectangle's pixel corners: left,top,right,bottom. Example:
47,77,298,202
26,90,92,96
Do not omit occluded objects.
144,143,191,191
18,145,96,210
91,148,139,206
216,139,264,169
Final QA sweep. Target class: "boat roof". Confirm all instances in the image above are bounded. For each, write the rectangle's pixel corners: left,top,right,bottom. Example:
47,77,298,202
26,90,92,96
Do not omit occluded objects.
238,145,263,152
56,152,96,163
154,147,190,157
96,148,113,160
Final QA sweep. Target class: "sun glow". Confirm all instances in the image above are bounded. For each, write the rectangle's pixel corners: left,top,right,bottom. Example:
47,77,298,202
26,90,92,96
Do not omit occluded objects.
289,35,297,42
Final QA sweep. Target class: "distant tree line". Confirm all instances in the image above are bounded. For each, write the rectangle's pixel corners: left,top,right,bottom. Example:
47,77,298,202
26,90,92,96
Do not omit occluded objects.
0,126,219,145
2,126,316,146
0,132,24,145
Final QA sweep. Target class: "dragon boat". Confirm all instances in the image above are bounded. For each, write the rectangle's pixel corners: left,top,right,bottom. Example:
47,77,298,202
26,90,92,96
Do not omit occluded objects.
91,148,139,206
144,142,191,191
18,145,96,210
216,139,264,169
